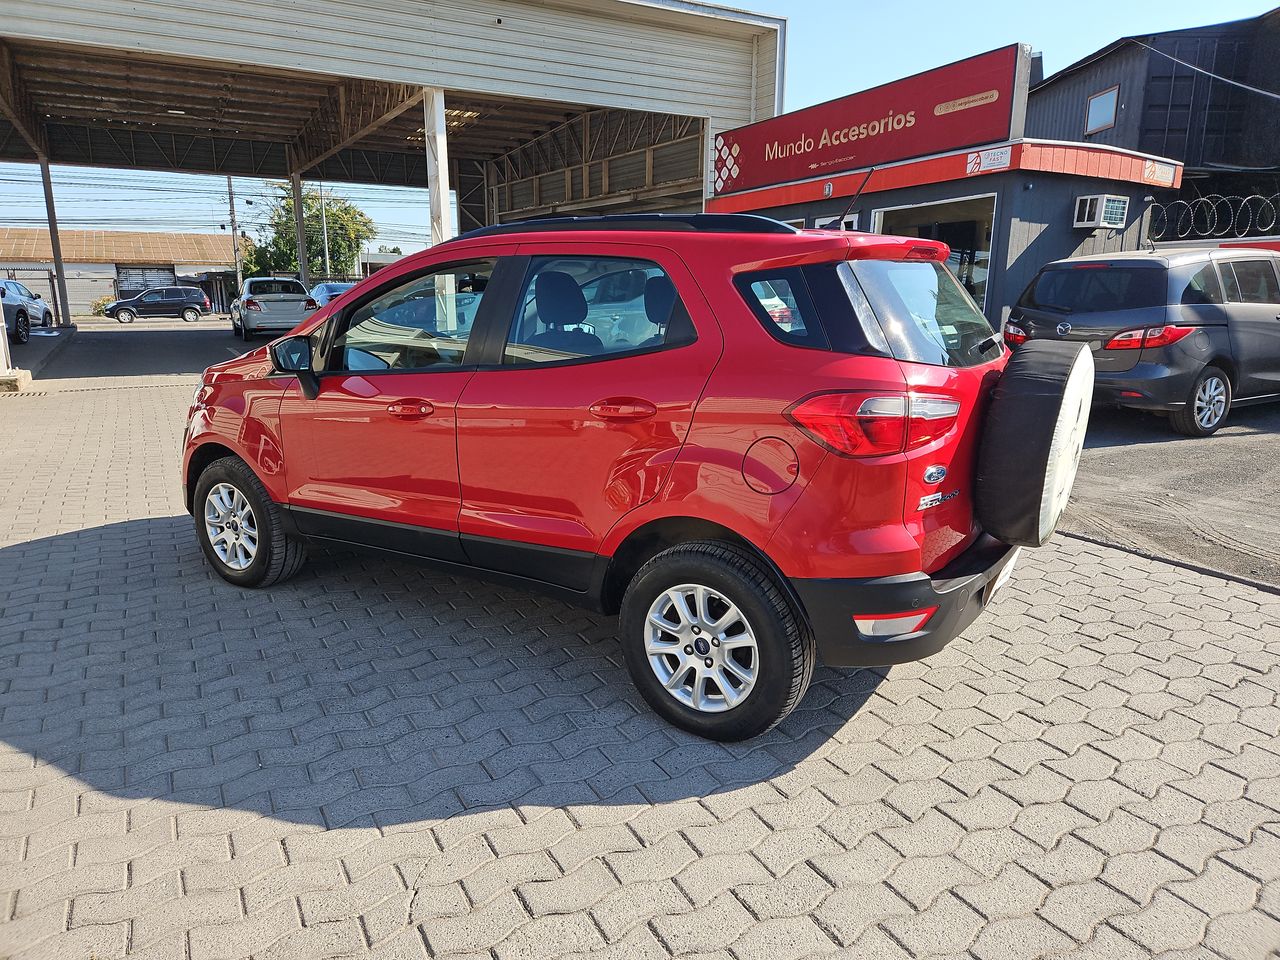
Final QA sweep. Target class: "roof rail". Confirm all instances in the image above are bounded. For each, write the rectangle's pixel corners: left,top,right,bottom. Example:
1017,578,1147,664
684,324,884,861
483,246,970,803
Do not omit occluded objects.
451,213,800,242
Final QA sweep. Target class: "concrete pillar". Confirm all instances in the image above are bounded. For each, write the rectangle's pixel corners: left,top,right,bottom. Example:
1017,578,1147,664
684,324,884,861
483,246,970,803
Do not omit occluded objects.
39,158,71,325
291,173,310,287
423,87,453,246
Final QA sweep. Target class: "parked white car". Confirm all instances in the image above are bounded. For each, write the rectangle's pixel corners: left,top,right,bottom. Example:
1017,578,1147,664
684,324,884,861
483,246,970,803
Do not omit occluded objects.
230,277,317,341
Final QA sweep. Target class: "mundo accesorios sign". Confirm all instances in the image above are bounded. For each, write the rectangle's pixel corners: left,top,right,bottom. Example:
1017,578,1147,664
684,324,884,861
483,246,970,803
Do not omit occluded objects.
713,45,1027,196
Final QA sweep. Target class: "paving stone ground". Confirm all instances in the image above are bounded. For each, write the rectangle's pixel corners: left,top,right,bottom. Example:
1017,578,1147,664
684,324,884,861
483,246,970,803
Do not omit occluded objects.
2,327,1278,959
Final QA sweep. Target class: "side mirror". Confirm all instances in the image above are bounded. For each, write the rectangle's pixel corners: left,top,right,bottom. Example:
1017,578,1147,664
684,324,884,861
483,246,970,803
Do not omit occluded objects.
270,335,320,400
33,293,41,300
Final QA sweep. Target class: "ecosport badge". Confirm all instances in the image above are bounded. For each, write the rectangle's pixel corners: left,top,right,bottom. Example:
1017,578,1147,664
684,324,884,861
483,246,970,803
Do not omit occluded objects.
918,490,959,511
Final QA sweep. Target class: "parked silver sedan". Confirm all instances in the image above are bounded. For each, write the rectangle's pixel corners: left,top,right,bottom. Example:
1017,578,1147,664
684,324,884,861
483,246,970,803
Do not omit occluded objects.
230,277,317,341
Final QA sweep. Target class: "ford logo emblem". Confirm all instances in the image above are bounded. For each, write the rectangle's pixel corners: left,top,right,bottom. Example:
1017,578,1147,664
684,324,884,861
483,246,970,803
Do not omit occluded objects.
1056,321,1072,336
923,465,947,484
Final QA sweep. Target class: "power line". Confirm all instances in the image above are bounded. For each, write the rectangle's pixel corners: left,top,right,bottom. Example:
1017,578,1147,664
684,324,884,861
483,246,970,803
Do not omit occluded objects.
1131,40,1280,102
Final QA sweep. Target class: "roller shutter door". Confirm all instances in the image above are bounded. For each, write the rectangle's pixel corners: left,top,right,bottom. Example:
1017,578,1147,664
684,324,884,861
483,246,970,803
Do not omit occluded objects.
116,265,175,299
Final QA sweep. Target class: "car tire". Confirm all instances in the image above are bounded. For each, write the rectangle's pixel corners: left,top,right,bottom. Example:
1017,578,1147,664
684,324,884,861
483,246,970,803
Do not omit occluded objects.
239,323,253,342
976,341,1094,547
1170,366,1231,437
193,456,308,588
42,312,53,327
10,312,29,345
116,309,136,324
618,540,814,741
182,307,200,323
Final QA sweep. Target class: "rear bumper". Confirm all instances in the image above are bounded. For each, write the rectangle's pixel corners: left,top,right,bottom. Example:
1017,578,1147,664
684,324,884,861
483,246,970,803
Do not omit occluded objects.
1093,360,1199,411
790,534,1019,667
242,315,307,332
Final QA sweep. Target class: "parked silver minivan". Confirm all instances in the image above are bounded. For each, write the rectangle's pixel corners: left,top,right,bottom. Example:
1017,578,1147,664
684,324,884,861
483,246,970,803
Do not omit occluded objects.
1008,247,1280,436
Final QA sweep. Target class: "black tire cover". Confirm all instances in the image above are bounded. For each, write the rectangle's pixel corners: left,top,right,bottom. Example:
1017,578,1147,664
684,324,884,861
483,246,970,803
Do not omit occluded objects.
976,341,1094,547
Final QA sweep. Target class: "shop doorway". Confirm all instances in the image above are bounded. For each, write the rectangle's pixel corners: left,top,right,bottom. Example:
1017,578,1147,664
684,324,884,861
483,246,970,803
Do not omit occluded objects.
873,195,996,310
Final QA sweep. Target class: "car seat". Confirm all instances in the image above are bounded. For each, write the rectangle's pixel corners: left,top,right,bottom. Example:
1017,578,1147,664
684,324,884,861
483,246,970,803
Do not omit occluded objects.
526,271,604,355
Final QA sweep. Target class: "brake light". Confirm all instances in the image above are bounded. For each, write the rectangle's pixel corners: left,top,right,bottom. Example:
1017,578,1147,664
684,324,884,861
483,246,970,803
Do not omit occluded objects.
1141,325,1195,348
304,297,319,310
202,295,211,310
1105,325,1194,350
1004,322,1028,346
786,392,961,457
243,297,262,312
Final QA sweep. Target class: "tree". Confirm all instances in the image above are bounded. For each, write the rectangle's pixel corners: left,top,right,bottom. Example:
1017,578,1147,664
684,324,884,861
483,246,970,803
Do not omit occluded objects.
242,184,375,278
377,244,403,255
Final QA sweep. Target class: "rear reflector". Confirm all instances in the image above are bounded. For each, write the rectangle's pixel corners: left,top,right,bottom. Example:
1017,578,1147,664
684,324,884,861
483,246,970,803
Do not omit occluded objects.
853,607,937,639
786,392,960,457
1105,325,1195,350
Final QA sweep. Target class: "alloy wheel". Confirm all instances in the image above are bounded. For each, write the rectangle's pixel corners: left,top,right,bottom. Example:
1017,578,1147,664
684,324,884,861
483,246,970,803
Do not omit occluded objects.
644,583,758,712
1194,375,1227,430
203,482,259,571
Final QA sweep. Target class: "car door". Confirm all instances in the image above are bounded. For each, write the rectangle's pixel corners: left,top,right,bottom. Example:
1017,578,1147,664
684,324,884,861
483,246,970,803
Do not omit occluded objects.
1219,258,1280,398
454,244,722,590
11,281,40,320
136,289,166,317
277,251,517,563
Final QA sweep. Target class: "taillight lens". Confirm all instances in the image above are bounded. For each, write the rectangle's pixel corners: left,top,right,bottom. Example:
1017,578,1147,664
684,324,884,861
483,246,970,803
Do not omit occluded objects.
243,297,262,312
304,297,319,310
202,296,211,310
1105,325,1195,350
1004,322,1028,346
786,392,961,457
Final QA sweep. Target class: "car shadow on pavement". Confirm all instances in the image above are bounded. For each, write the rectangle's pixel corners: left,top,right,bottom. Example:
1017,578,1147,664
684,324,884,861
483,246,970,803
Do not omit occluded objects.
0,516,886,831
1084,403,1280,449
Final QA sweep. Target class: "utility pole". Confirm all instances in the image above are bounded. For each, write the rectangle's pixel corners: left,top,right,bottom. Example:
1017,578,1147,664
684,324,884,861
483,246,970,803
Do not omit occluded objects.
226,176,243,292
318,180,332,278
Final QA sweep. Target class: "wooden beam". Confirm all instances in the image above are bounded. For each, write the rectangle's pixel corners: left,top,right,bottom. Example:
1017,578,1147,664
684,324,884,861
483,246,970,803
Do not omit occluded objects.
289,79,423,175
0,41,46,157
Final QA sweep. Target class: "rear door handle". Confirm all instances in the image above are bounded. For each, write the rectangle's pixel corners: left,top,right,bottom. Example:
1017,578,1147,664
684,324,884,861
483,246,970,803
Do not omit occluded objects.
387,399,434,419
589,397,658,422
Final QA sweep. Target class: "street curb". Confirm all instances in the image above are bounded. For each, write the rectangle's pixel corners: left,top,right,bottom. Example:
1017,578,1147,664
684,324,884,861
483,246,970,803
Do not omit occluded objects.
25,324,78,381
1059,530,1280,598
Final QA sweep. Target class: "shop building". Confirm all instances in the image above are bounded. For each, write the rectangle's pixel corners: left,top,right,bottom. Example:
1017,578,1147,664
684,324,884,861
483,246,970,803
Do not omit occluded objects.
706,44,1185,326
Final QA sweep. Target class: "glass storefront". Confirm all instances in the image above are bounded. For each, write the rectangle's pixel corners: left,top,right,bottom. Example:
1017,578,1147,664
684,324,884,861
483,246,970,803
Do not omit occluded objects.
874,195,997,311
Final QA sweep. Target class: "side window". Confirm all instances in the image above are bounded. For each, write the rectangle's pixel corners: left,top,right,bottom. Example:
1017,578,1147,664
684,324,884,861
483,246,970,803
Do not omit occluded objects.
502,257,695,366
328,260,494,372
162,288,184,300
736,268,826,349
1180,264,1223,305
1222,260,1280,304
14,282,34,298
140,290,163,303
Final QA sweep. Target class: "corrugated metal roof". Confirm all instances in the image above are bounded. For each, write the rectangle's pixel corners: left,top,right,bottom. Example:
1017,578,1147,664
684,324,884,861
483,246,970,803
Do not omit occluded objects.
0,228,238,265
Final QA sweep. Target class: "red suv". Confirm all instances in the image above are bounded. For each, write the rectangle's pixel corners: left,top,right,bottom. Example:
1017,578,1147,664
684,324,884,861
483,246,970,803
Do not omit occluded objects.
183,214,1092,740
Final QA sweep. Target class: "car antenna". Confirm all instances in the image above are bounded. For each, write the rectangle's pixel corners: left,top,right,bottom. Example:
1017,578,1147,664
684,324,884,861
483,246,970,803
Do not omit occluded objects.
826,167,875,230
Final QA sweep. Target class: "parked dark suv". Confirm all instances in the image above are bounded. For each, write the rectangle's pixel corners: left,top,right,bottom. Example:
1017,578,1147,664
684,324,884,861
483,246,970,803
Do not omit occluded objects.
106,286,211,324
1008,248,1280,436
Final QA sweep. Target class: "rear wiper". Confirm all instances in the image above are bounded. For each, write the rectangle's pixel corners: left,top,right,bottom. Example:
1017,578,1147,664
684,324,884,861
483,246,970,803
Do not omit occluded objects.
973,333,1002,355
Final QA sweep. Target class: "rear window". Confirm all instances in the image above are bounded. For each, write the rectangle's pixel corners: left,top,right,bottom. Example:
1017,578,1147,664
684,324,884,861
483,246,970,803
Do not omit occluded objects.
248,279,307,296
1020,265,1166,313
847,260,998,367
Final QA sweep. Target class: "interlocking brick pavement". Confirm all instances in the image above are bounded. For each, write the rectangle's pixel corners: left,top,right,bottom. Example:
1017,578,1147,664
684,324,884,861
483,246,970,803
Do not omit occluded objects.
2,331,1279,959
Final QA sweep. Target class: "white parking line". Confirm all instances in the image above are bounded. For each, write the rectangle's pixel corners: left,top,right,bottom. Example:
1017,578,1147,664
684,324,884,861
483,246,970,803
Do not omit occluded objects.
226,348,243,357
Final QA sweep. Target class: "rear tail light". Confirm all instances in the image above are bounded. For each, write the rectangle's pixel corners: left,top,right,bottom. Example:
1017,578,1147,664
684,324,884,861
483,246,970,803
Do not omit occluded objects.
202,296,211,310
304,297,319,310
1003,322,1028,347
853,606,937,639
786,391,961,457
1105,325,1195,350
243,297,262,312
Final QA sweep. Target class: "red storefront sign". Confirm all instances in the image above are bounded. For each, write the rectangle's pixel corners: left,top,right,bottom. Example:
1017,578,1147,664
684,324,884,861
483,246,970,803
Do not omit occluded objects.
713,45,1025,196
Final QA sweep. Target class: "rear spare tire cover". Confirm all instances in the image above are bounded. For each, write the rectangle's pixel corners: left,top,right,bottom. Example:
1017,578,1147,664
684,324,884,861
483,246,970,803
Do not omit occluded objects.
976,341,1094,547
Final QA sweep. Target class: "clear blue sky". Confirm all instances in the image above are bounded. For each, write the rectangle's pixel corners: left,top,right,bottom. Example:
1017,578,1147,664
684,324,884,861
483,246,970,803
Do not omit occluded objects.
0,0,1269,256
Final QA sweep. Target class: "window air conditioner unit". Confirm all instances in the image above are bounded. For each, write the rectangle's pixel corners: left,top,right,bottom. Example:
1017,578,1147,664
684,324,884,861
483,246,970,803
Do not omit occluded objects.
1074,194,1129,229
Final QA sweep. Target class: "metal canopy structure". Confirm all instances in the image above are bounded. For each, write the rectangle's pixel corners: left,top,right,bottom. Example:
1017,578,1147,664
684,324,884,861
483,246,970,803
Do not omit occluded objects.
0,0,783,344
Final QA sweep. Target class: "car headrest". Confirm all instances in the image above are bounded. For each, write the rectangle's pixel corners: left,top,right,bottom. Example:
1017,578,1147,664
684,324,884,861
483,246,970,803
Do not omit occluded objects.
535,271,587,328
644,275,677,327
